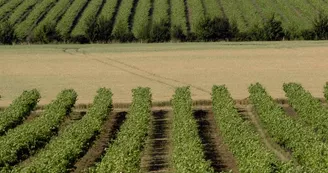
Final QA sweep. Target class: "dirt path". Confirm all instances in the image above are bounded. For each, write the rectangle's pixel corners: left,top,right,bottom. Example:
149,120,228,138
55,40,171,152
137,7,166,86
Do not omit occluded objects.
141,110,171,173
245,105,291,162
281,104,298,118
193,109,239,173
70,111,127,172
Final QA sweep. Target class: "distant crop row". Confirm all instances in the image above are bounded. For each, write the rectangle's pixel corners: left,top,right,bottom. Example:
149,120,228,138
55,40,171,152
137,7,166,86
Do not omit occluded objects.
14,0,57,40
0,0,24,22
132,0,151,40
1,0,328,43
55,0,89,38
33,0,74,39
71,0,103,38
7,0,38,25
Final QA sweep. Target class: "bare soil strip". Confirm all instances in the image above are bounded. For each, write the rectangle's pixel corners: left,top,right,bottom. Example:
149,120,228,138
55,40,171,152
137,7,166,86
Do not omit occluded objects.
193,109,239,173
128,0,140,31
141,110,171,173
244,105,291,162
22,111,41,123
281,104,298,118
70,111,127,172
183,0,191,33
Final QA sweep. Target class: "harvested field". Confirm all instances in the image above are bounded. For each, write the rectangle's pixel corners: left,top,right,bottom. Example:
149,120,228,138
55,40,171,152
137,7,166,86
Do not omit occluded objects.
1,41,328,107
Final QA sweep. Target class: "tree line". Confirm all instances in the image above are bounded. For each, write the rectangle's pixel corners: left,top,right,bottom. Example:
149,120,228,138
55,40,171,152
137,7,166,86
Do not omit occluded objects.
1,13,328,44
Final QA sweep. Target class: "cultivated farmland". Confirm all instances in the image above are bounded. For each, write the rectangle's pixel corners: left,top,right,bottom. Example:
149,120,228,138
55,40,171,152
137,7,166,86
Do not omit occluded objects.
1,0,328,43
1,83,328,172
1,41,328,172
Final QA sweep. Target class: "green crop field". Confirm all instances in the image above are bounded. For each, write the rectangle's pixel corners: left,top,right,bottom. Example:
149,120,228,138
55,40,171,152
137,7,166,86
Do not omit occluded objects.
1,1,328,170
1,83,328,172
1,0,328,43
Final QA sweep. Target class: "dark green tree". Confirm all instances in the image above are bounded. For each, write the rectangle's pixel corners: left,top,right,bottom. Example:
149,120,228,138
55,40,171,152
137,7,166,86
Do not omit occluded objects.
313,12,328,40
262,14,285,41
33,22,60,43
149,20,170,42
196,17,235,41
0,22,16,45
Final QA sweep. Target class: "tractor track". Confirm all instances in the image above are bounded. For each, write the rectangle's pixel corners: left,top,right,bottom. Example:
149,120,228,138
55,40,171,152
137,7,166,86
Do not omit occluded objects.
61,48,211,95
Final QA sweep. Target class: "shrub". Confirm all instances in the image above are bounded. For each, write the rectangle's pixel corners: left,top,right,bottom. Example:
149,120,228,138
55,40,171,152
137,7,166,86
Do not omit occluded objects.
243,15,284,41
0,22,16,45
196,17,234,41
171,25,186,41
262,14,285,41
33,22,60,43
149,20,170,42
312,12,328,40
85,16,113,43
111,20,135,42
301,29,316,40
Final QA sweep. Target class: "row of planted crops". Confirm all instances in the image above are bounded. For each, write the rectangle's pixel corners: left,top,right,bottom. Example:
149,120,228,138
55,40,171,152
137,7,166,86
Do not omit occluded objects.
1,0,328,43
1,82,328,172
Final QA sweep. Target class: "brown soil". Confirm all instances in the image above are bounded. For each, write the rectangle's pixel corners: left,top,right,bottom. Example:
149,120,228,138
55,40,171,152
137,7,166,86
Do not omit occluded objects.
70,111,127,173
57,110,86,136
2,43,328,106
23,111,42,123
141,110,171,173
193,109,239,173
281,105,298,117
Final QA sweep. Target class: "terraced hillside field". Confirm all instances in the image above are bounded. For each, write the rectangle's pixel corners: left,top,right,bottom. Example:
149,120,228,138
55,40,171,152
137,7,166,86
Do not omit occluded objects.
1,0,328,42
1,83,328,172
